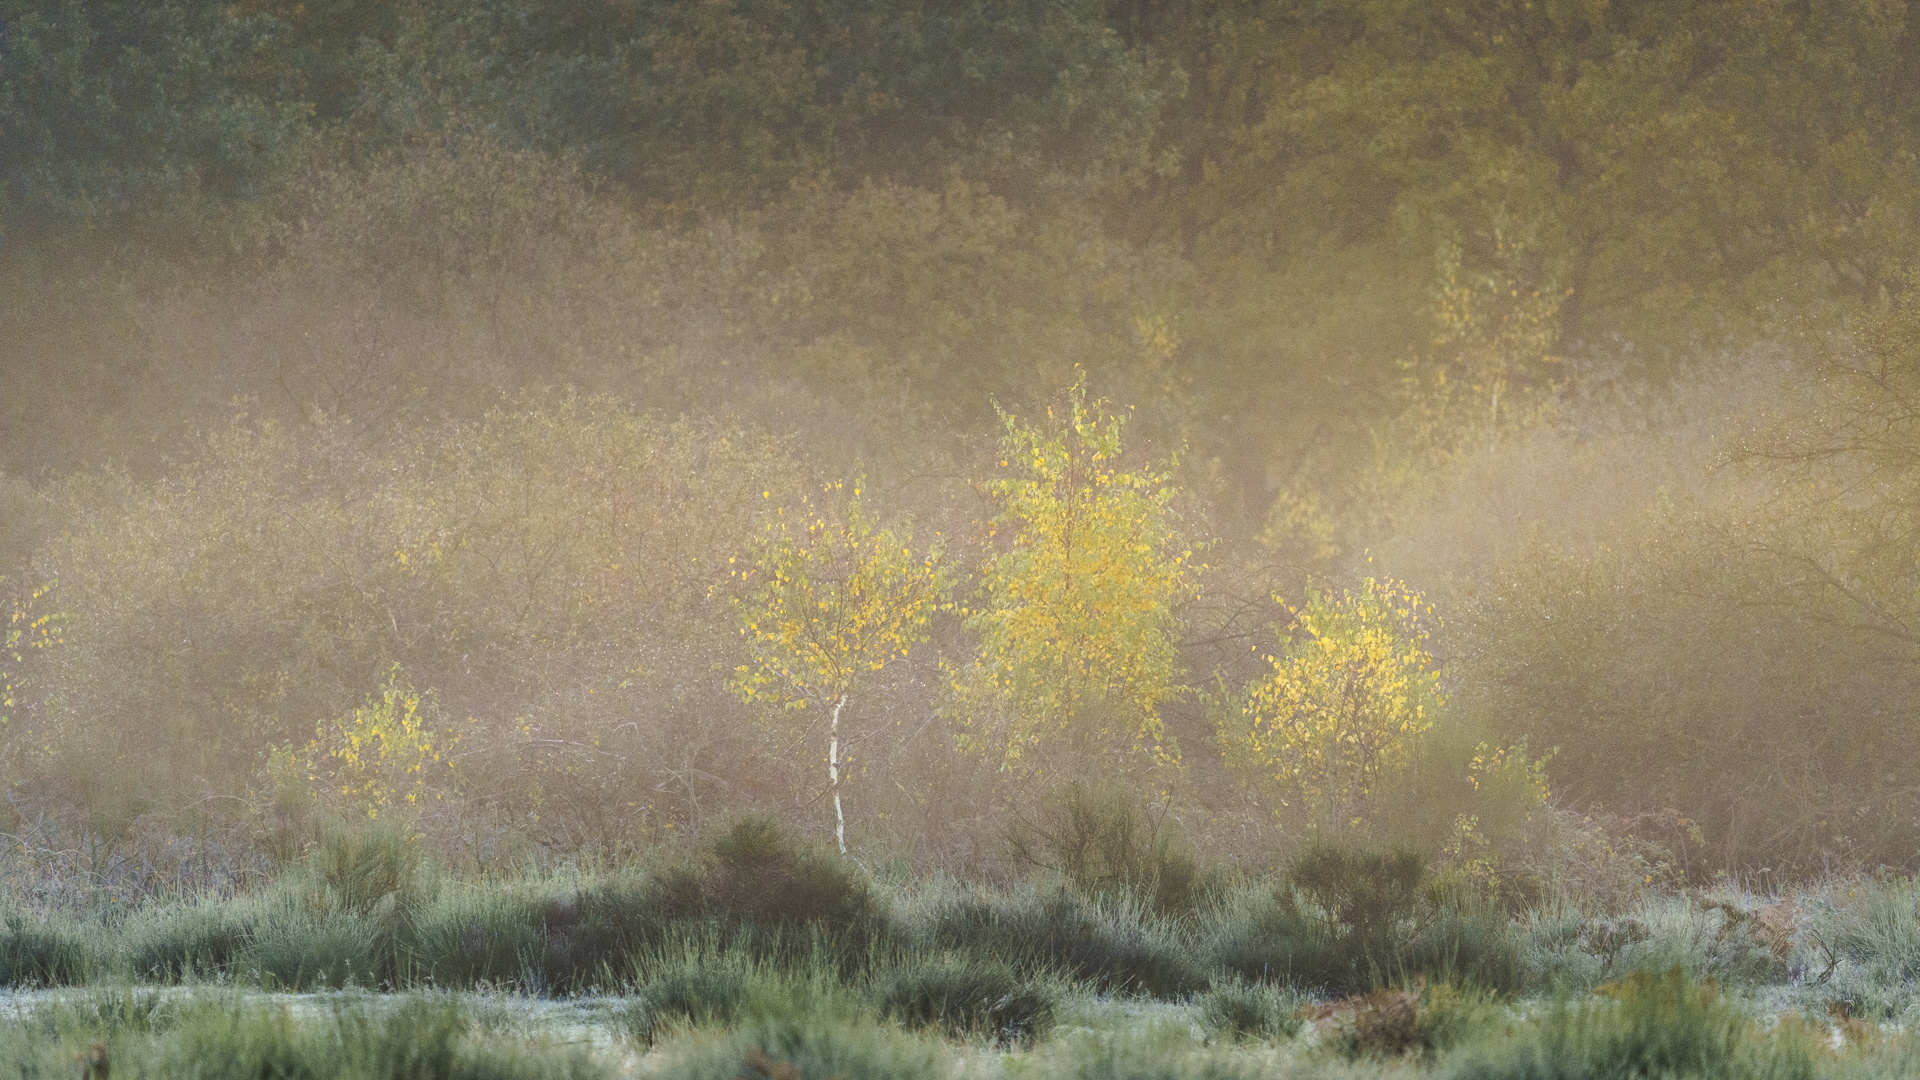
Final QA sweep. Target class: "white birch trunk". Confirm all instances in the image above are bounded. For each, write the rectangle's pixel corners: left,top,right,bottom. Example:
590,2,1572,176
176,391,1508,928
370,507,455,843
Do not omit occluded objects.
829,694,847,855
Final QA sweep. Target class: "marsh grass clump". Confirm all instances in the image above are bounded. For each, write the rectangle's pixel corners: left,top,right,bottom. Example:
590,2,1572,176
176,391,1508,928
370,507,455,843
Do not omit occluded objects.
1405,901,1527,994
916,886,1202,997
632,816,883,952
1204,839,1522,994
157,994,608,1080
1196,978,1302,1042
239,906,392,990
521,879,665,994
692,815,883,938
19,985,183,1040
652,1007,951,1080
122,900,251,981
1820,874,1920,982
310,816,423,917
1202,880,1336,988
871,953,1058,1045
0,991,607,1080
1285,839,1426,990
407,885,551,990
1797,874,1920,1020
626,948,767,1044
0,909,94,986
1517,895,1786,993
1452,967,1810,1080
1035,1026,1260,1080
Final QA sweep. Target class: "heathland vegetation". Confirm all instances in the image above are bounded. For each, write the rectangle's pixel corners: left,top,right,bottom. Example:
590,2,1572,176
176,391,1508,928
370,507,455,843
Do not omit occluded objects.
5,0,1920,1074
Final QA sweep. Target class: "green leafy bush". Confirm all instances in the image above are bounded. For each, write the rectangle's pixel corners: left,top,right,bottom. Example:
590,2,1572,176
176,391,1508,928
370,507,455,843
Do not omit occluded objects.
1204,841,1523,994
1285,839,1428,990
1006,782,1213,916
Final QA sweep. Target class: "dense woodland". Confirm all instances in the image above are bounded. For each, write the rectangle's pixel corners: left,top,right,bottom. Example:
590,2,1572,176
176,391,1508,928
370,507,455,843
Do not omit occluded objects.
4,0,1920,896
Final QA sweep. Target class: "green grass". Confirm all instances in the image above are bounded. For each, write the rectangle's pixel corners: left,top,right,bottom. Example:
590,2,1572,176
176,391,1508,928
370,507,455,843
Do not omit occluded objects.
906,885,1202,996
1444,968,1816,1080
1195,977,1302,1042
13,859,1920,1079
870,952,1059,1045
0,908,94,987
1515,895,1787,993
0,989,610,1080
646,1005,954,1080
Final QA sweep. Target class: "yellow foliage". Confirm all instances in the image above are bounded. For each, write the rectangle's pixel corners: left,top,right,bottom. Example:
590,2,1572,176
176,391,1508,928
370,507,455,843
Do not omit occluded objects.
1,577,62,729
729,482,950,710
957,376,1194,774
309,664,451,819
1226,576,1441,827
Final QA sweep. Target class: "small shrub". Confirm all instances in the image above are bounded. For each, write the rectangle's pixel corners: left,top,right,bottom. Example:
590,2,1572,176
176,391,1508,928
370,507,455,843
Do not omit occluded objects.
1310,985,1424,1059
1310,981,1501,1062
1285,838,1427,990
872,955,1057,1045
1006,782,1213,916
310,815,422,916
646,816,883,943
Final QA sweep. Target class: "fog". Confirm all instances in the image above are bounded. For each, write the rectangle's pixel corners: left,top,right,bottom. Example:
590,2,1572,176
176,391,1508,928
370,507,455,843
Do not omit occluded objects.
3,1,1917,902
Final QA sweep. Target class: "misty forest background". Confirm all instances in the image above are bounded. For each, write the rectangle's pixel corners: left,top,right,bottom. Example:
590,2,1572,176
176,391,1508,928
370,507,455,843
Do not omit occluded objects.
4,0,1920,903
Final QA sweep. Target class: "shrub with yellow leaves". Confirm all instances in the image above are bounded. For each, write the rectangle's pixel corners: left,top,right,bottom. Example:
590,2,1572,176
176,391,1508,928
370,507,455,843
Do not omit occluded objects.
1225,577,1442,830
308,664,453,821
956,375,1195,778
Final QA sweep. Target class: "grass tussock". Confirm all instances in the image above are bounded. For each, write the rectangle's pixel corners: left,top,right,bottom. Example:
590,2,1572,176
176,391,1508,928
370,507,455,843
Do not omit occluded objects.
0,990,608,1080
1196,978,1302,1043
0,909,94,987
911,886,1202,997
1449,968,1814,1080
871,953,1059,1046
650,1007,952,1080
